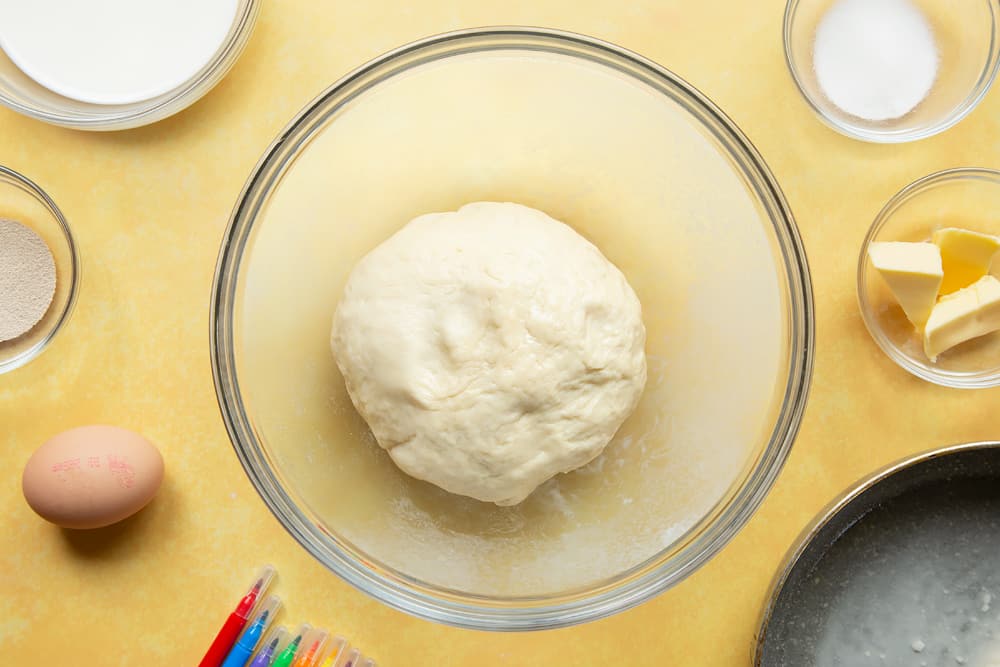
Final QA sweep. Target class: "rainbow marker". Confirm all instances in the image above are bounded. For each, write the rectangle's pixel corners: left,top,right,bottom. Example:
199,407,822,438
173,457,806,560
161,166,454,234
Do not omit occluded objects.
340,648,361,667
221,595,281,667
271,623,310,667
247,626,288,667
199,566,276,667
292,628,329,667
316,636,347,667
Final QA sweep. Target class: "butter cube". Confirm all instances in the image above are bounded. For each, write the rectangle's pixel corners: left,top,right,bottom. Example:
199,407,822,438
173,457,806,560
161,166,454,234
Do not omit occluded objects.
923,275,1000,361
868,241,943,327
932,227,1000,295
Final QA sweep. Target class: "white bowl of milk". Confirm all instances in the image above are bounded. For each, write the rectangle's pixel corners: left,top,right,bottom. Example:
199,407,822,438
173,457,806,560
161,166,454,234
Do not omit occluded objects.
0,0,259,130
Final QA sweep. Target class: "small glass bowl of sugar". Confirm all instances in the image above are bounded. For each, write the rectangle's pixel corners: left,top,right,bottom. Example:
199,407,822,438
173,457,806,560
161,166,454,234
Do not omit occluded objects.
784,0,1000,143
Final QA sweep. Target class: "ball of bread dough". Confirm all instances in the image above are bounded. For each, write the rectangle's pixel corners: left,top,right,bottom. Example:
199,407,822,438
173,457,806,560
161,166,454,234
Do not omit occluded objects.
331,202,646,505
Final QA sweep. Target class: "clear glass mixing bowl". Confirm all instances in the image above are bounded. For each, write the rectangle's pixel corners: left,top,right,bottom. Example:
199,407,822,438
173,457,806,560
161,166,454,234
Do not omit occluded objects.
211,27,814,630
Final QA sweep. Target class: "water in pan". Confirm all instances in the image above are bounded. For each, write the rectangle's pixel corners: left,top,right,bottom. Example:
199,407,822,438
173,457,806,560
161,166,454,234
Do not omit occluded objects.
767,478,1000,666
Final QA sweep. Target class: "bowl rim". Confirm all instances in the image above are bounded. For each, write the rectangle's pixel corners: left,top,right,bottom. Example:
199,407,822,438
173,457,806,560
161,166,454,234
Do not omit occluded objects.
856,167,1000,388
783,0,1000,143
0,164,80,375
210,25,815,631
752,440,1000,665
0,0,260,131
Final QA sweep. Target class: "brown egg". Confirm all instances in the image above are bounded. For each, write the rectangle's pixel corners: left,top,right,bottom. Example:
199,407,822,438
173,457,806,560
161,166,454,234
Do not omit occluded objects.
22,425,164,529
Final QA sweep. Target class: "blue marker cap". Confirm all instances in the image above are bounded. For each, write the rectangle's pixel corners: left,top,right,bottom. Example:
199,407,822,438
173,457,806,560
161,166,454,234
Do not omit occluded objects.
221,595,281,667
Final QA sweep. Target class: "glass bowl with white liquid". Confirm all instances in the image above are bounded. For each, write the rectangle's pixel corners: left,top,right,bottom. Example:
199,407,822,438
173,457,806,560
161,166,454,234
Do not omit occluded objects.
211,27,815,630
784,0,1000,142
0,0,259,130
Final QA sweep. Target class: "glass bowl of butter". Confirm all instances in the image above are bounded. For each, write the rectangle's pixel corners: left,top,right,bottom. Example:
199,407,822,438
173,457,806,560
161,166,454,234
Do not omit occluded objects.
859,168,1000,388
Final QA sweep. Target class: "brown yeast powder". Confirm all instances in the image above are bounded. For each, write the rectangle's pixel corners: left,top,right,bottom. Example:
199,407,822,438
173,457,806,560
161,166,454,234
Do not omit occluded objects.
0,218,56,342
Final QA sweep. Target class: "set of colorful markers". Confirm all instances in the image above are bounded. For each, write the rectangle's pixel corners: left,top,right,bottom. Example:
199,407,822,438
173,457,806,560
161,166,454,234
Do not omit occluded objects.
198,566,376,667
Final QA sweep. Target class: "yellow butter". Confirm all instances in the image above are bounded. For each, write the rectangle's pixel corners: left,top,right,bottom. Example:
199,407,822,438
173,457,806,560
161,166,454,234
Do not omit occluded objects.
868,241,943,327
932,227,1000,295
923,275,1000,361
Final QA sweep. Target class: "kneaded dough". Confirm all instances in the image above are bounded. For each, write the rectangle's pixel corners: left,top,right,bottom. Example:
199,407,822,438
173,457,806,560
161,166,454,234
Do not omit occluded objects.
331,202,647,505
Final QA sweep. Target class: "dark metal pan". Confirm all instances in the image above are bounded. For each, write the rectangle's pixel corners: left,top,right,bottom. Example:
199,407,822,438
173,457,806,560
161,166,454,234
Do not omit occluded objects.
755,441,1000,667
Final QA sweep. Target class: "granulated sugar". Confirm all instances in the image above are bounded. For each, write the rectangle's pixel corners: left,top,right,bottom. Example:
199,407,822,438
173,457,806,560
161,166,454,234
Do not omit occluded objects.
813,0,938,121
0,218,56,342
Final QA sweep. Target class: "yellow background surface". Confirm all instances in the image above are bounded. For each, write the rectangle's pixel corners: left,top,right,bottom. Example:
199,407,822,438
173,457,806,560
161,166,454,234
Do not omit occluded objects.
1,1,999,665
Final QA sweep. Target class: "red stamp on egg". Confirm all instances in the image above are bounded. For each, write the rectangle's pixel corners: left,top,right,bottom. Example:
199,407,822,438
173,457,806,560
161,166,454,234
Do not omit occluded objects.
107,454,136,489
50,458,81,473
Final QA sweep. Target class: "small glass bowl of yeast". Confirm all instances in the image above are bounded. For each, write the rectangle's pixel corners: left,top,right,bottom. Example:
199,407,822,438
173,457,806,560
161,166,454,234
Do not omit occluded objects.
858,168,1000,388
0,165,79,374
